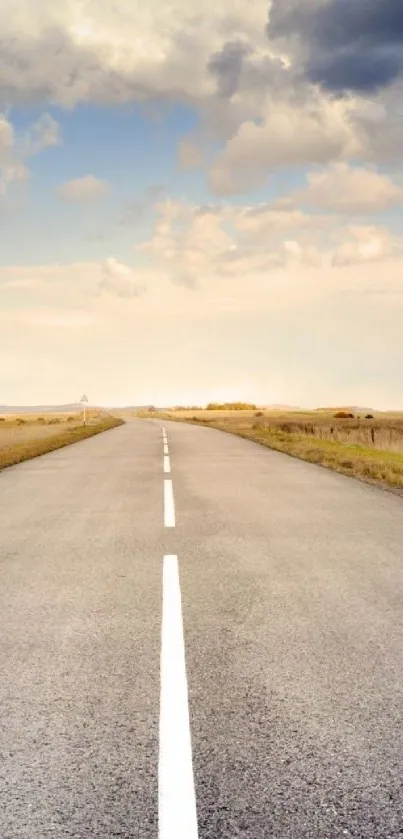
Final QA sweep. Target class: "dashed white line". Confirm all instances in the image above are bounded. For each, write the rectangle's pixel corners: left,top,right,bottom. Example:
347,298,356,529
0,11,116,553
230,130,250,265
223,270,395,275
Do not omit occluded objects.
159,555,198,839
164,479,175,527
164,455,171,474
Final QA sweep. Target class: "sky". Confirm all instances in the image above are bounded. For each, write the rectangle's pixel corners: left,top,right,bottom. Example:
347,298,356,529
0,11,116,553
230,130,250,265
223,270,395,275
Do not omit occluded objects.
1,0,403,409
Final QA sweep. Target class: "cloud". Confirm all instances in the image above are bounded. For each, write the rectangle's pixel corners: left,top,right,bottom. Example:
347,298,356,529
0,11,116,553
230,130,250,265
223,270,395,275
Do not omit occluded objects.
0,257,148,305
207,40,252,98
0,1,269,109
0,115,29,192
139,198,235,287
269,0,403,94
0,0,400,191
332,225,403,266
289,164,403,214
117,185,165,225
1,0,402,411
0,111,61,195
23,113,62,154
98,258,146,298
0,161,30,191
139,197,335,286
209,93,362,195
136,198,403,299
232,205,317,235
2,238,403,408
0,115,14,156
57,175,109,202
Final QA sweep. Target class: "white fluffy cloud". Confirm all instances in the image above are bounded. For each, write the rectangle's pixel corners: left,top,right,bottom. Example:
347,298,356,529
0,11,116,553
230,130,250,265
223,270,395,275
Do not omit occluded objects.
57,175,108,202
2,249,403,405
332,225,403,266
137,197,403,288
209,94,363,195
0,0,269,108
289,163,403,214
2,235,403,406
2,2,403,407
2,200,401,312
0,0,401,194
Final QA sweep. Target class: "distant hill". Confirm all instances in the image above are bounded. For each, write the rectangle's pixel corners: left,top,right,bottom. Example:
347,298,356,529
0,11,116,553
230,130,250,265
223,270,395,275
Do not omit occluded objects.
0,404,83,414
108,406,155,411
261,404,302,411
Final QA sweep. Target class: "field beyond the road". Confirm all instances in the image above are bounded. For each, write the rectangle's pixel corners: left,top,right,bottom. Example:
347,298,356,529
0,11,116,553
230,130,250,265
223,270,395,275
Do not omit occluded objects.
137,407,403,494
0,411,124,471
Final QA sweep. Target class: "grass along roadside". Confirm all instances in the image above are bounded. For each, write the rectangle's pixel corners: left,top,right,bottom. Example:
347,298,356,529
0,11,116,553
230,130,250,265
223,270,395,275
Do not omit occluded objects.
0,415,124,471
229,426,403,492
137,409,403,494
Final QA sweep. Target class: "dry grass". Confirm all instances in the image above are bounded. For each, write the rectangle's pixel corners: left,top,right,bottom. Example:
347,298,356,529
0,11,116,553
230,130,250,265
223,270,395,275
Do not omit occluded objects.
137,408,403,493
136,408,260,421
0,412,124,471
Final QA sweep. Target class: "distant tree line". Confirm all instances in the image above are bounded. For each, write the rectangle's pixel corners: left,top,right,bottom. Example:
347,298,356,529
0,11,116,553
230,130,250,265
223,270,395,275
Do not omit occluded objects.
206,402,257,411
172,405,203,411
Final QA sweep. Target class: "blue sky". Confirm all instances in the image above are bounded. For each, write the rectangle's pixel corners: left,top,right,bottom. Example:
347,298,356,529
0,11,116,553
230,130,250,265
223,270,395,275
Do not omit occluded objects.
1,0,403,408
1,102,312,265
0,104,204,264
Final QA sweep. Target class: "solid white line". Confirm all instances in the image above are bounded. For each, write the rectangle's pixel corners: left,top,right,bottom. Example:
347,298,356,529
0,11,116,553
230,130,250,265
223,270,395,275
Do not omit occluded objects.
164,455,171,474
164,443,169,455
159,555,198,839
164,480,175,527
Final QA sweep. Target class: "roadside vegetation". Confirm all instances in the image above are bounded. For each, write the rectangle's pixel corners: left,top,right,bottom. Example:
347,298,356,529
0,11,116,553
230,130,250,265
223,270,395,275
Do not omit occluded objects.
0,411,124,471
137,406,403,493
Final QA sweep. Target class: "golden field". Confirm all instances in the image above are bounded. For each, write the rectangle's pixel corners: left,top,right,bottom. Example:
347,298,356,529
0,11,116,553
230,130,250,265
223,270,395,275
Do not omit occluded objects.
0,410,123,470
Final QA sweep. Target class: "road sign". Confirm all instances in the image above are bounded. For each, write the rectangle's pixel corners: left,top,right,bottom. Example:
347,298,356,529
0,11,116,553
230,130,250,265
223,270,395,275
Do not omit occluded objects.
80,394,89,425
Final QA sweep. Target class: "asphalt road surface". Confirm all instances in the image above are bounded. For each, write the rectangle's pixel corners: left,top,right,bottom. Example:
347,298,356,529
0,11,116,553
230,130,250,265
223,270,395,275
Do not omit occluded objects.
1,418,403,838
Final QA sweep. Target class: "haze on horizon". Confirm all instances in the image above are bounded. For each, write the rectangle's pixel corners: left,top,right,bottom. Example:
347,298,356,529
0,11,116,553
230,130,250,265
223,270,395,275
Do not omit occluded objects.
1,0,403,411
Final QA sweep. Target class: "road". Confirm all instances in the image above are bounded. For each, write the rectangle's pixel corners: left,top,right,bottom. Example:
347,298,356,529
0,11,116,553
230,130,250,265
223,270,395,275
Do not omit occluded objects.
1,418,403,838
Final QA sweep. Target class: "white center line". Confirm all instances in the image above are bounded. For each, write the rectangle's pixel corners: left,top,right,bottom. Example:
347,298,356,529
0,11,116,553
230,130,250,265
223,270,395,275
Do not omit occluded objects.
164,479,175,527
164,455,171,474
159,555,198,839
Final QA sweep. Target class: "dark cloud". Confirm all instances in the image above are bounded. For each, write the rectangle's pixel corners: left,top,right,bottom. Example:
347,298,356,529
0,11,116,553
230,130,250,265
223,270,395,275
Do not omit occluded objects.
269,0,403,93
308,49,402,93
207,40,252,98
311,0,403,50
